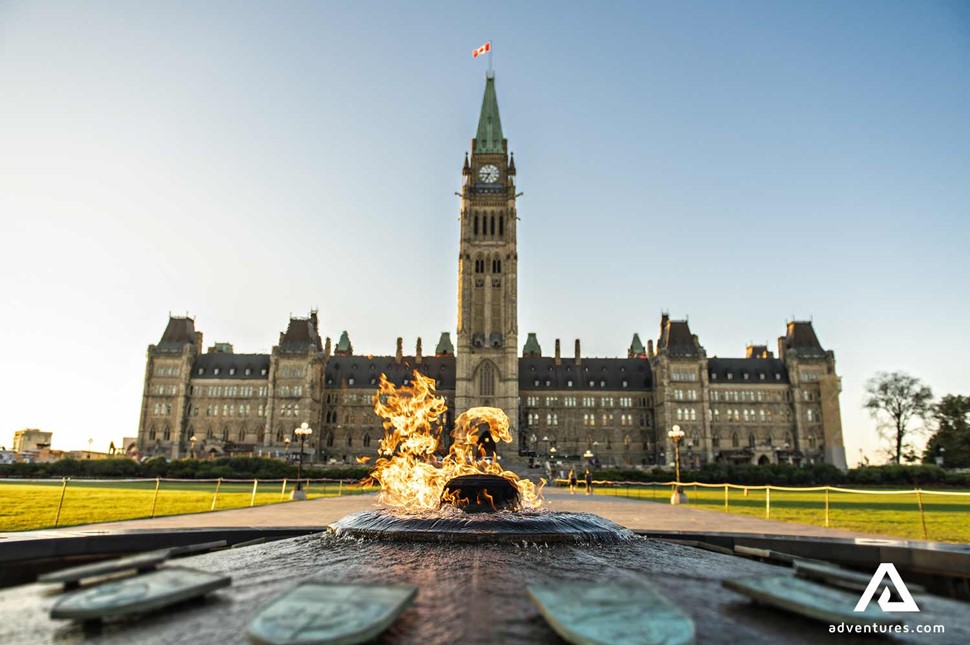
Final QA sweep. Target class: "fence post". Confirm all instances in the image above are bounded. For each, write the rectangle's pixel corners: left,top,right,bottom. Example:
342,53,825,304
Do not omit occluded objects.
211,478,222,511
150,477,161,518
250,479,258,507
306,479,311,497
824,487,830,528
53,477,69,528
915,489,928,541
280,478,288,501
765,487,771,519
338,480,343,497
724,484,729,511
693,484,697,506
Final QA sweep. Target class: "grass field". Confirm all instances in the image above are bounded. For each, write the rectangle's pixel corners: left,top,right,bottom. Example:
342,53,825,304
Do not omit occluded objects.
592,483,970,543
0,479,374,532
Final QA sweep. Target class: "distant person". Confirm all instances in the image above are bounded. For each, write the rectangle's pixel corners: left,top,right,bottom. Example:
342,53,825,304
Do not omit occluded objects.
568,468,578,494
584,467,593,496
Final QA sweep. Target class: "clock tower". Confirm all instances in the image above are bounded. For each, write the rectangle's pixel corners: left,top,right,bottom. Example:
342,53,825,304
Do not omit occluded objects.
455,73,521,455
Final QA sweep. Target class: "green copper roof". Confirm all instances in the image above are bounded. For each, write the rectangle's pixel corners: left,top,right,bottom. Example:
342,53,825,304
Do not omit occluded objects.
335,330,353,355
523,332,542,357
629,333,645,356
435,332,454,356
475,76,504,154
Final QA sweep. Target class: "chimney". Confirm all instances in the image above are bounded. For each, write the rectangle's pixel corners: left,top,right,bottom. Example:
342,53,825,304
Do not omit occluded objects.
554,339,562,366
396,337,403,363
574,339,581,365
194,331,204,353
647,339,654,357
324,337,332,355
416,337,423,364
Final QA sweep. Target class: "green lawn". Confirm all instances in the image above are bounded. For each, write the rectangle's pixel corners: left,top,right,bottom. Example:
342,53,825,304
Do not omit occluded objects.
592,483,970,543
0,479,374,532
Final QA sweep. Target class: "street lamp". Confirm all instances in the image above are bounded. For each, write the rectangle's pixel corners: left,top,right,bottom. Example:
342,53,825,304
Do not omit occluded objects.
583,448,594,466
292,422,313,500
667,425,687,505
283,437,291,462
190,435,197,459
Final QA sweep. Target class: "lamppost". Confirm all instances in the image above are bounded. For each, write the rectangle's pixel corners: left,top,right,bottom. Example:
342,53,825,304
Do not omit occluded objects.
668,425,687,505
291,422,313,500
283,437,291,462
583,448,594,467
190,435,197,459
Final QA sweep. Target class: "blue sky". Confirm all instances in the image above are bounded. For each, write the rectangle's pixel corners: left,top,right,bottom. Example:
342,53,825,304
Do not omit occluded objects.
1,1,968,461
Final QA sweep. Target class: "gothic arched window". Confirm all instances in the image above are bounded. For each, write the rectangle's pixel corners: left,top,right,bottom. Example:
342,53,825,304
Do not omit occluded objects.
474,214,479,236
148,426,157,441
363,433,371,448
492,256,501,273
490,214,495,237
163,425,171,441
479,363,495,397
731,432,740,448
748,433,756,448
326,432,334,448
499,215,504,238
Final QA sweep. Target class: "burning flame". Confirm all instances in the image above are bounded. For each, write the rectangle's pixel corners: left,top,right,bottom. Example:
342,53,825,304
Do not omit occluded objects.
367,370,543,512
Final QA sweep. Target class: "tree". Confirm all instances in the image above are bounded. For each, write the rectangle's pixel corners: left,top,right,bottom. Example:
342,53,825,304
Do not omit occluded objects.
923,394,970,468
863,372,933,465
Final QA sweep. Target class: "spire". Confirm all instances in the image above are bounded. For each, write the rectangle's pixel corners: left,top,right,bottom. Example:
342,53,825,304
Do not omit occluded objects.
435,332,455,356
628,333,646,358
474,76,504,154
334,331,353,356
523,333,541,358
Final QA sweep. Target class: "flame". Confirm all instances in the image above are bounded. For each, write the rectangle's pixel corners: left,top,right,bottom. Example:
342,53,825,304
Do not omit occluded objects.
367,370,543,512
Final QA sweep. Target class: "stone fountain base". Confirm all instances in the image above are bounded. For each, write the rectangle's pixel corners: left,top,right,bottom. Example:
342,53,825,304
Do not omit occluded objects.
328,509,634,544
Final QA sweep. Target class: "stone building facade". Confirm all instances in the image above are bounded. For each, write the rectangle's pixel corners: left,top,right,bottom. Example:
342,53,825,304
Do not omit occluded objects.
137,74,847,471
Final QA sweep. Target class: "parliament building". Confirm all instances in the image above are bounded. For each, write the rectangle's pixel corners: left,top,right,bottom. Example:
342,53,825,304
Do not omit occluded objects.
137,74,847,471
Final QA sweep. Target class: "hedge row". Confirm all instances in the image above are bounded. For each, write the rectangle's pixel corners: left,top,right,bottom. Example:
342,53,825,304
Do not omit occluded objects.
0,457,370,482
590,463,970,487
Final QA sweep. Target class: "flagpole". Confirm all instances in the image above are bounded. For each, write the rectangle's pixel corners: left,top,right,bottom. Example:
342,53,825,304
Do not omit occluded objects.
488,42,493,77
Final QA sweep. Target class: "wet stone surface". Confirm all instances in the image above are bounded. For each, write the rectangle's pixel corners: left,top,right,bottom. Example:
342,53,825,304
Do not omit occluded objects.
329,509,635,543
1,531,968,644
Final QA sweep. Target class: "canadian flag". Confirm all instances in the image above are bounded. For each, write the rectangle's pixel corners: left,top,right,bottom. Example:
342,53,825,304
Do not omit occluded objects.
473,41,491,58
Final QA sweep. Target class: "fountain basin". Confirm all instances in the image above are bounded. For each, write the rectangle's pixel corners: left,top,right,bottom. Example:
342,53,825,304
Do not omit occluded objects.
328,509,634,544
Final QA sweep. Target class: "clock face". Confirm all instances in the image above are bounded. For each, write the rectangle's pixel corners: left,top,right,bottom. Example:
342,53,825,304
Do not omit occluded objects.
478,164,500,183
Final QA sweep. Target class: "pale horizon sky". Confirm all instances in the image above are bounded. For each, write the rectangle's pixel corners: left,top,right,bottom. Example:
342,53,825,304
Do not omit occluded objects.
2,1,968,464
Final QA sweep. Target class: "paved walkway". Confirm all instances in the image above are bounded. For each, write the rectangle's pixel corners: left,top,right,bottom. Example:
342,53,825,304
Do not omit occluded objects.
1,487,893,542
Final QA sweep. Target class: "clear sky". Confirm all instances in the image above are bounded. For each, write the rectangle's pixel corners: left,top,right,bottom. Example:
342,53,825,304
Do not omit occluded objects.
1,1,968,463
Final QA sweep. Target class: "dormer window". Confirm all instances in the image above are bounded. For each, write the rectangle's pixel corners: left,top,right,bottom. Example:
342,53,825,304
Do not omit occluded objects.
261,368,267,376
743,372,749,380
229,368,236,376
567,380,573,387
775,373,782,381
197,367,204,375
214,368,220,376
727,373,733,380
245,368,251,376
711,373,717,380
